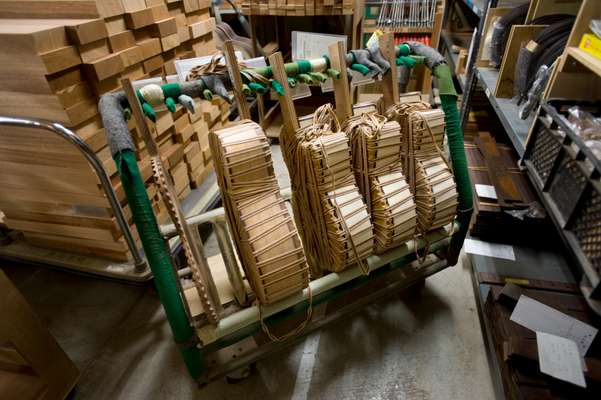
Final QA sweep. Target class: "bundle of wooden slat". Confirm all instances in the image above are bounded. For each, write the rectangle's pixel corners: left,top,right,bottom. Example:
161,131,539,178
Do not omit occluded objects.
282,104,373,277
238,0,353,16
386,99,458,236
0,0,226,261
210,121,309,304
344,113,417,254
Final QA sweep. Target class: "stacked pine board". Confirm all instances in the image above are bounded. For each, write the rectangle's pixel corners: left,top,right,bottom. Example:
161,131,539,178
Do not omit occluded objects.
0,0,228,262
238,0,353,16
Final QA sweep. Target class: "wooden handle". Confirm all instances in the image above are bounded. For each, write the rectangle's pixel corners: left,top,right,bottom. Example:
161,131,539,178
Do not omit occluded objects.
223,40,251,120
268,52,299,133
380,32,399,109
329,41,352,122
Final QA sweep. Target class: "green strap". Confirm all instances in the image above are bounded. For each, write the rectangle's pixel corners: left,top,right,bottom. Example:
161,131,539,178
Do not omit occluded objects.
270,79,285,96
287,77,297,88
351,63,370,75
248,82,267,94
297,59,312,74
327,68,340,79
297,74,313,84
309,72,327,83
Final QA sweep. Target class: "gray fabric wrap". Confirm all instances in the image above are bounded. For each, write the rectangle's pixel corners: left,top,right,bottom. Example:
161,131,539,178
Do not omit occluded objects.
100,81,209,157
406,41,446,70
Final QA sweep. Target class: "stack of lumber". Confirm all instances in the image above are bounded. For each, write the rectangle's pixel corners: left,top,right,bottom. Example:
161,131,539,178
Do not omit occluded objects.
238,0,353,16
466,132,548,244
0,0,227,261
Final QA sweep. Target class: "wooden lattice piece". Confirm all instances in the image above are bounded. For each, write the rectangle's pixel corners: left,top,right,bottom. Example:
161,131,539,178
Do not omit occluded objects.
281,104,374,275
344,113,417,253
210,121,309,305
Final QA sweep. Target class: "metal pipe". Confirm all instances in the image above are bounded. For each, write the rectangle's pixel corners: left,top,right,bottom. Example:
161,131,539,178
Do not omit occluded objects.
0,116,147,272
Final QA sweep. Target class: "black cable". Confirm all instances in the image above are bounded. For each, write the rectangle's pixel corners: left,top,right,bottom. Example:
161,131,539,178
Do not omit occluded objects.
514,17,575,100
490,3,530,68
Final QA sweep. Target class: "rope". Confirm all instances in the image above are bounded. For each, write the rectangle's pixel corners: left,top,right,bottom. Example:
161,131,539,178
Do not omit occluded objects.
281,104,373,275
259,285,313,342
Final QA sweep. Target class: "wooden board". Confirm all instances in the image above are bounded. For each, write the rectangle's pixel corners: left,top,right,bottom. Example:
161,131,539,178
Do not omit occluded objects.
494,25,546,99
476,7,512,68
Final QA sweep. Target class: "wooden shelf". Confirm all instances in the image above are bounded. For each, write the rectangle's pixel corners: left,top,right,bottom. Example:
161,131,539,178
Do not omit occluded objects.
364,26,434,34
566,46,601,77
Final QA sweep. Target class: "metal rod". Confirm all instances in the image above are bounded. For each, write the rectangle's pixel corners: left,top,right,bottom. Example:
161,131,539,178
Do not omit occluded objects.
0,116,147,272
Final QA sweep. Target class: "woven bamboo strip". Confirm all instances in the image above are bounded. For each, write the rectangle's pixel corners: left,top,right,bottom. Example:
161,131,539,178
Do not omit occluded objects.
210,121,308,305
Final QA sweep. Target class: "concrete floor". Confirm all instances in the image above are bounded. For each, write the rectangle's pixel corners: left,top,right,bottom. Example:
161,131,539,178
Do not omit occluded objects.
0,142,496,399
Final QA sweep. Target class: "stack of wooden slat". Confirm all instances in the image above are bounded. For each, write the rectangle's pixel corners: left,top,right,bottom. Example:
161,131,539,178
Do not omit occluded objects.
238,0,353,16
0,0,228,261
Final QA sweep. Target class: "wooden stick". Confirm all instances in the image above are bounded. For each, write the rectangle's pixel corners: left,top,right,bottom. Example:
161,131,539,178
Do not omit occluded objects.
121,78,160,157
329,41,352,122
223,40,251,120
380,32,399,109
121,78,223,320
268,52,299,133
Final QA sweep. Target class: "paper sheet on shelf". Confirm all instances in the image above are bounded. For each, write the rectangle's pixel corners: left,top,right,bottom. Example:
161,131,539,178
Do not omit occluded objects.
475,184,497,199
511,295,598,356
464,238,515,260
537,331,586,388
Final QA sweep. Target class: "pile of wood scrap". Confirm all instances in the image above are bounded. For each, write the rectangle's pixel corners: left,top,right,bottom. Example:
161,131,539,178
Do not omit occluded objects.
0,0,227,261
484,285,601,398
466,132,548,244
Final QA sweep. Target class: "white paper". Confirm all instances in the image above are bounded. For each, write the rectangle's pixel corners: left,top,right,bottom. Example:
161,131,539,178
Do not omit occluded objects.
475,184,497,199
291,31,373,92
537,331,586,388
511,296,598,356
464,238,515,260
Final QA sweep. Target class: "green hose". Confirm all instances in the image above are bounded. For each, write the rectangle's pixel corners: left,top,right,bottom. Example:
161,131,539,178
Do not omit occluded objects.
114,150,204,379
432,64,474,264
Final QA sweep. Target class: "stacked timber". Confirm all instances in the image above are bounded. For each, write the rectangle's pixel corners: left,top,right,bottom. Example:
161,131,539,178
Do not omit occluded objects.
0,0,227,261
238,0,353,16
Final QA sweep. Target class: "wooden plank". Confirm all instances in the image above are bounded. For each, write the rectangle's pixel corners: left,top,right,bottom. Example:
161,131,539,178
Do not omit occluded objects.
268,52,299,134
65,18,108,45
223,40,250,120
83,52,124,81
40,45,81,75
108,30,136,52
0,0,98,18
328,40,352,122
379,32,398,109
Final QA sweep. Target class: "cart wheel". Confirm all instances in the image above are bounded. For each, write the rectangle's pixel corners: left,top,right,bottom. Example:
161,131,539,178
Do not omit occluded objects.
225,362,256,384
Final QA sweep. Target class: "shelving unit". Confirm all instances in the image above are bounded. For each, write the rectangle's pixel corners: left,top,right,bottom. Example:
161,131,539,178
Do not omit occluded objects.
476,68,533,156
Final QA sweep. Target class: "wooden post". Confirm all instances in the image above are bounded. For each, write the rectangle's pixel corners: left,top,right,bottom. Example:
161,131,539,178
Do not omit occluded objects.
268,52,299,134
223,40,251,120
121,78,223,320
329,41,352,122
379,32,399,109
